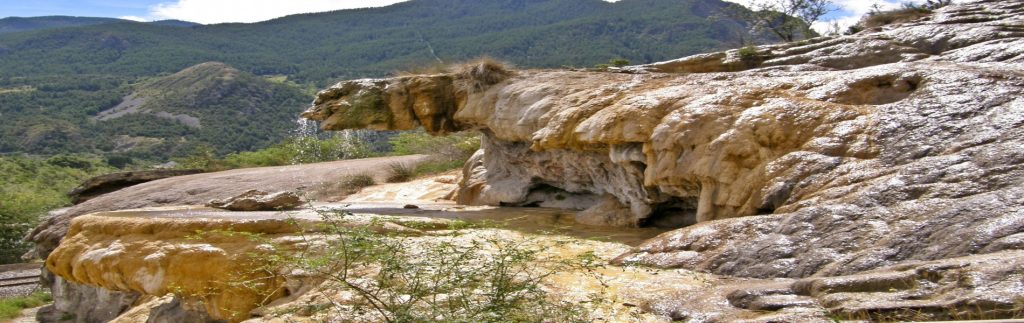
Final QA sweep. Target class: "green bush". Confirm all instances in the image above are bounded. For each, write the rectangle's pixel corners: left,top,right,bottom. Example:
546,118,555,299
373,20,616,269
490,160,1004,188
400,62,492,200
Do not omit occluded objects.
233,210,596,322
0,155,115,264
0,291,52,320
738,46,759,59
609,58,631,67
176,134,378,171
389,131,479,160
385,163,415,183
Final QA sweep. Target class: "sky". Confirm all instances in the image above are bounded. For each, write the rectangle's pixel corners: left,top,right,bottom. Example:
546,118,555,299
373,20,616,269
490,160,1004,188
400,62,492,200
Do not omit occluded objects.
1,0,929,32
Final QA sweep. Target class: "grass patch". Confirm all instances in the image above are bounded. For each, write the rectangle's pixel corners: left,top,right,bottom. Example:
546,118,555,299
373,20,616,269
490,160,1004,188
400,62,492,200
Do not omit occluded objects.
860,7,931,28
0,291,52,320
340,173,376,194
412,158,465,177
385,162,415,183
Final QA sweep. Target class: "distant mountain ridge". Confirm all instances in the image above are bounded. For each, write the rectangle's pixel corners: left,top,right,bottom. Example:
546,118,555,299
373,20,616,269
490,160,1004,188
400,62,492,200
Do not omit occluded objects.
0,0,760,161
0,16,199,34
0,0,752,83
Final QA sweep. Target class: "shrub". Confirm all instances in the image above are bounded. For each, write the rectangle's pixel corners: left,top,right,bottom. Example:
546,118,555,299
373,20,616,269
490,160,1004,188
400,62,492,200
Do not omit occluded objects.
609,58,630,67
0,155,115,264
393,56,514,93
385,163,415,183
389,130,480,163
451,56,515,91
860,7,931,28
738,46,760,59
235,209,597,322
0,291,52,320
341,173,376,194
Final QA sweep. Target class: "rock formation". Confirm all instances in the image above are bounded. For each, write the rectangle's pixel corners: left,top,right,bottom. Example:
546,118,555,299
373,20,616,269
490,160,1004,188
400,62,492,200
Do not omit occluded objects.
206,190,304,211
303,0,1024,278
29,0,1024,321
67,169,203,204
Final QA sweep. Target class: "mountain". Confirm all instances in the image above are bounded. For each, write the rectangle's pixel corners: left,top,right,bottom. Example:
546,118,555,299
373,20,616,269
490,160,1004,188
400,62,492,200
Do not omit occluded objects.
0,0,751,83
0,0,758,161
94,62,309,154
0,62,308,160
0,16,125,34
148,20,201,27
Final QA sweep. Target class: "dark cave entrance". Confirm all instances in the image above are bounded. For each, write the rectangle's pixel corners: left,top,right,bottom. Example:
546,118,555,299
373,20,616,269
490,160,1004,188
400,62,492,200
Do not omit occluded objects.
642,197,699,229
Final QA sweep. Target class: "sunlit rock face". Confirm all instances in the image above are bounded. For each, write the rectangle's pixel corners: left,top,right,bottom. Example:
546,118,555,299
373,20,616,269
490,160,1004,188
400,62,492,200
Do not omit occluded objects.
304,0,1024,278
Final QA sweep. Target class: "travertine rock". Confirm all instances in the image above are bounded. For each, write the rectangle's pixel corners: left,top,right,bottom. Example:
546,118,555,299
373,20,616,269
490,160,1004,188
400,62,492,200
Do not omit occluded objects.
27,155,428,261
67,169,203,205
303,0,1024,279
206,190,304,211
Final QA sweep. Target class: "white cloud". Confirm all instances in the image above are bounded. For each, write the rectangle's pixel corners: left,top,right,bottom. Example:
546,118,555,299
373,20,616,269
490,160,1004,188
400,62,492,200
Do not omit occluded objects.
148,0,409,24
118,15,148,22
722,0,929,34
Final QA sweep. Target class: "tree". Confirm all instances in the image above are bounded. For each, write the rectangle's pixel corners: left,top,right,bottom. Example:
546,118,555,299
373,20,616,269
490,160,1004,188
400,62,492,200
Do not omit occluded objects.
726,0,834,43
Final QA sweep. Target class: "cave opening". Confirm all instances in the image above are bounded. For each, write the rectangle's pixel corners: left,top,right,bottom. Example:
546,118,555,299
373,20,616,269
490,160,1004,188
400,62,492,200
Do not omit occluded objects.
642,197,699,229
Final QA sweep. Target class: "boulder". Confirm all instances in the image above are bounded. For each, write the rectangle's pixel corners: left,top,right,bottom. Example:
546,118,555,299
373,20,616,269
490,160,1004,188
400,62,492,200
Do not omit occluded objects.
67,169,203,204
206,190,304,211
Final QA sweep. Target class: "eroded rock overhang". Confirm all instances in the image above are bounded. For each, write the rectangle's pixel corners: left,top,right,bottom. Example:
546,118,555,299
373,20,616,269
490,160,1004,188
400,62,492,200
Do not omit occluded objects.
304,0,1024,278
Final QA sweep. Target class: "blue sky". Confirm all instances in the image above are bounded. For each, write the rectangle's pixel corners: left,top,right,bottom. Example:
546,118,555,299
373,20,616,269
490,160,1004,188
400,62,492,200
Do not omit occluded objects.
2,0,927,31
0,0,162,19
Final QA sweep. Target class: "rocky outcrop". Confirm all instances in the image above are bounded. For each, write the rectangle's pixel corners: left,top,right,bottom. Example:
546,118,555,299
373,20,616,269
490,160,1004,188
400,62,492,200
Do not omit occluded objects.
67,169,204,204
206,190,304,211
26,156,429,322
28,155,428,262
45,211,312,322
303,0,1024,281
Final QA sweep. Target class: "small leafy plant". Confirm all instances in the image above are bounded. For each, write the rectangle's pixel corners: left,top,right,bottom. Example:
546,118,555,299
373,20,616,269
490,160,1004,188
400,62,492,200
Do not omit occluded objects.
229,208,601,322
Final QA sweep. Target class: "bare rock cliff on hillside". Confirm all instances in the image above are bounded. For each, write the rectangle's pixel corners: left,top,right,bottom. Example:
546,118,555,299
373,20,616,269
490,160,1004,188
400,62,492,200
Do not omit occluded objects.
303,0,1024,278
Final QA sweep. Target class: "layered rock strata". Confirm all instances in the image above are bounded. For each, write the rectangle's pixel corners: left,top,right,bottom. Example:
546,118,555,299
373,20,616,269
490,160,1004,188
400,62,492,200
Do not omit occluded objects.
303,0,1024,278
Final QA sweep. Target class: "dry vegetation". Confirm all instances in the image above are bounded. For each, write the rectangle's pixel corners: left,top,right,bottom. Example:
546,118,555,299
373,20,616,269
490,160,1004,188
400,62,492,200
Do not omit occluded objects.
393,57,515,92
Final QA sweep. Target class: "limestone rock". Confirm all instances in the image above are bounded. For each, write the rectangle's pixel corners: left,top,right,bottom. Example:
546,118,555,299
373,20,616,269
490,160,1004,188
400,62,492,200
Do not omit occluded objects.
36,277,141,323
575,195,638,227
27,155,428,261
303,0,1024,280
67,169,203,204
206,190,304,211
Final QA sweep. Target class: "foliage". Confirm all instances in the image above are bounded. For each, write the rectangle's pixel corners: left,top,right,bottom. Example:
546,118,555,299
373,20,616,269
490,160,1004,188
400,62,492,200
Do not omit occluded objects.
596,58,631,69
0,291,52,320
389,130,480,163
853,1,952,31
0,64,309,162
340,174,377,194
738,46,761,59
0,0,762,161
0,16,126,34
724,0,832,42
236,209,597,322
388,130,481,177
385,163,415,183
175,134,376,171
412,158,469,178
0,1,753,84
0,155,115,264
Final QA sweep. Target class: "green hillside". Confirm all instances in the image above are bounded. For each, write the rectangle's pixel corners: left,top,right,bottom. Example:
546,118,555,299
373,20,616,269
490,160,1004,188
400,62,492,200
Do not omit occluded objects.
0,16,126,34
0,62,309,161
0,0,756,161
0,0,748,83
